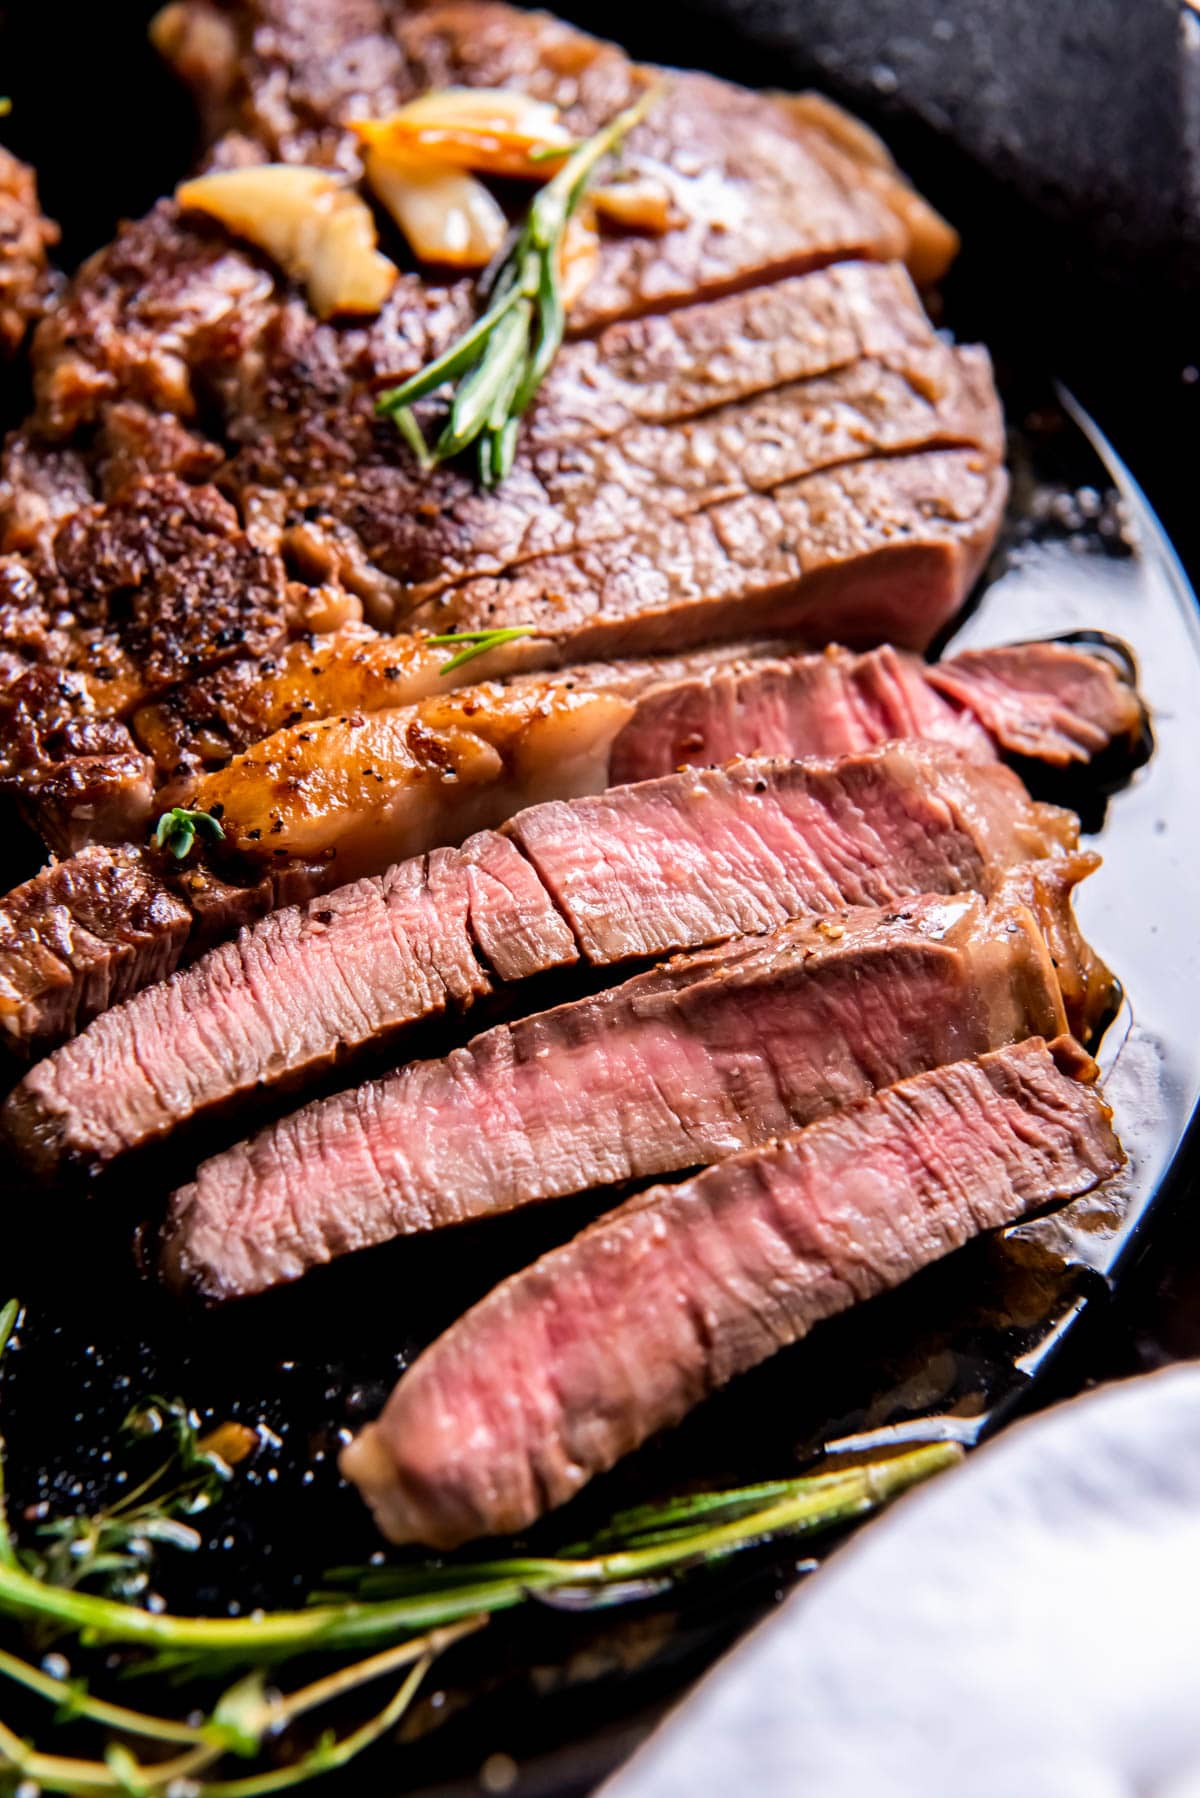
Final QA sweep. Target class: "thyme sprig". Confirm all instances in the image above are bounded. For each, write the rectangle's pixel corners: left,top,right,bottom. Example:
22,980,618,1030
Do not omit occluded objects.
426,626,542,674
152,806,225,862
376,83,662,486
0,1302,961,1792
26,1399,245,1602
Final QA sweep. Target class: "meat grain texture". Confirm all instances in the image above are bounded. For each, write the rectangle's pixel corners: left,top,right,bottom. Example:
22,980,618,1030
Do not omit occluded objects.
342,1038,1123,1547
5,740,1081,1178
160,870,1078,1302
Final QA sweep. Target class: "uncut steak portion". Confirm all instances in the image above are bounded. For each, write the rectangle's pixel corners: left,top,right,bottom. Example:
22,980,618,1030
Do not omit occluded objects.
343,1037,1122,1548
161,881,1073,1303
233,340,1001,615
407,449,1006,657
4,742,1079,1177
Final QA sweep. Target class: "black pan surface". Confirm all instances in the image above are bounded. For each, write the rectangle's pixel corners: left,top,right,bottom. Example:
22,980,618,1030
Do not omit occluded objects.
2,10,1200,1795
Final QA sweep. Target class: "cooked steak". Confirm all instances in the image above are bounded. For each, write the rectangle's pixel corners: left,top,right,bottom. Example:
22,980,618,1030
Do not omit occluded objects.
0,147,57,358
161,883,1073,1302
131,630,1141,791
153,0,950,312
611,638,1145,783
0,1,999,851
925,639,1147,767
3,742,1079,1174
502,742,1074,966
229,337,1001,611
342,1037,1123,1547
0,847,191,1052
407,450,1007,656
170,680,639,880
0,475,290,785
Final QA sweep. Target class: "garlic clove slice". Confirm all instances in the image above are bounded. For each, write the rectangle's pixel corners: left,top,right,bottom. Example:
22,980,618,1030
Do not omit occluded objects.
557,209,601,311
591,174,674,234
352,86,573,179
176,165,397,318
307,195,399,318
177,165,338,275
365,145,508,269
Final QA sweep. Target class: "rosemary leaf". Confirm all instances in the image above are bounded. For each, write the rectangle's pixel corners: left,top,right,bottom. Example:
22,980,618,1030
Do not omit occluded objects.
0,1301,17,1366
390,404,434,470
375,280,527,417
376,83,662,481
425,626,542,674
437,298,533,461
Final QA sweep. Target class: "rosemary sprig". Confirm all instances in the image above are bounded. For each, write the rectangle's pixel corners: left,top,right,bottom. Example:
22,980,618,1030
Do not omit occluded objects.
425,626,542,674
0,1622,480,1797
0,1301,19,1575
152,806,225,862
376,83,662,485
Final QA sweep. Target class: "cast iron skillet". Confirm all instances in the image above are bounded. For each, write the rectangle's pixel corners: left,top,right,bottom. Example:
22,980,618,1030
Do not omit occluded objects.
2,7,1200,1795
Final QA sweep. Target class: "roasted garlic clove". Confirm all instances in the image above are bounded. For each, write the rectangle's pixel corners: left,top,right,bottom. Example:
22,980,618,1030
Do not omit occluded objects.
352,86,573,179
364,145,508,268
557,210,601,310
591,173,674,234
175,165,397,318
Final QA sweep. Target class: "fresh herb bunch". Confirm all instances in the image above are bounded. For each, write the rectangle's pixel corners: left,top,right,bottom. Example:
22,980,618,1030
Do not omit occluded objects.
376,84,662,486
152,806,225,861
0,1301,960,1793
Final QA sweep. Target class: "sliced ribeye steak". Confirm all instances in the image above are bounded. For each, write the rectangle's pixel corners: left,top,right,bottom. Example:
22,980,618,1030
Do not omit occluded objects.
4,741,1081,1176
342,1037,1123,1547
161,877,1078,1302
1,622,1128,1065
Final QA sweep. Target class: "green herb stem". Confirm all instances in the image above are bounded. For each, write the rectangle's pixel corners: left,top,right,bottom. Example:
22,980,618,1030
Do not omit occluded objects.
376,84,662,485
0,1646,204,1745
424,626,543,674
0,1445,957,1671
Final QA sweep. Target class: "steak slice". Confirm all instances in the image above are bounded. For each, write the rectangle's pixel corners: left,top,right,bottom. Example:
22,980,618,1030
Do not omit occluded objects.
407,450,1007,656
610,638,1144,783
608,641,995,780
0,847,191,1053
925,640,1147,767
4,742,1078,1177
130,626,1142,791
0,147,58,357
342,1037,1122,1547
503,743,1075,966
161,883,1073,1304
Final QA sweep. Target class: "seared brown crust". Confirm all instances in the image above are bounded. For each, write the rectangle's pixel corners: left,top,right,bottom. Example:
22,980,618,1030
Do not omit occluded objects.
0,146,58,358
0,0,1004,1007
0,845,191,1056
